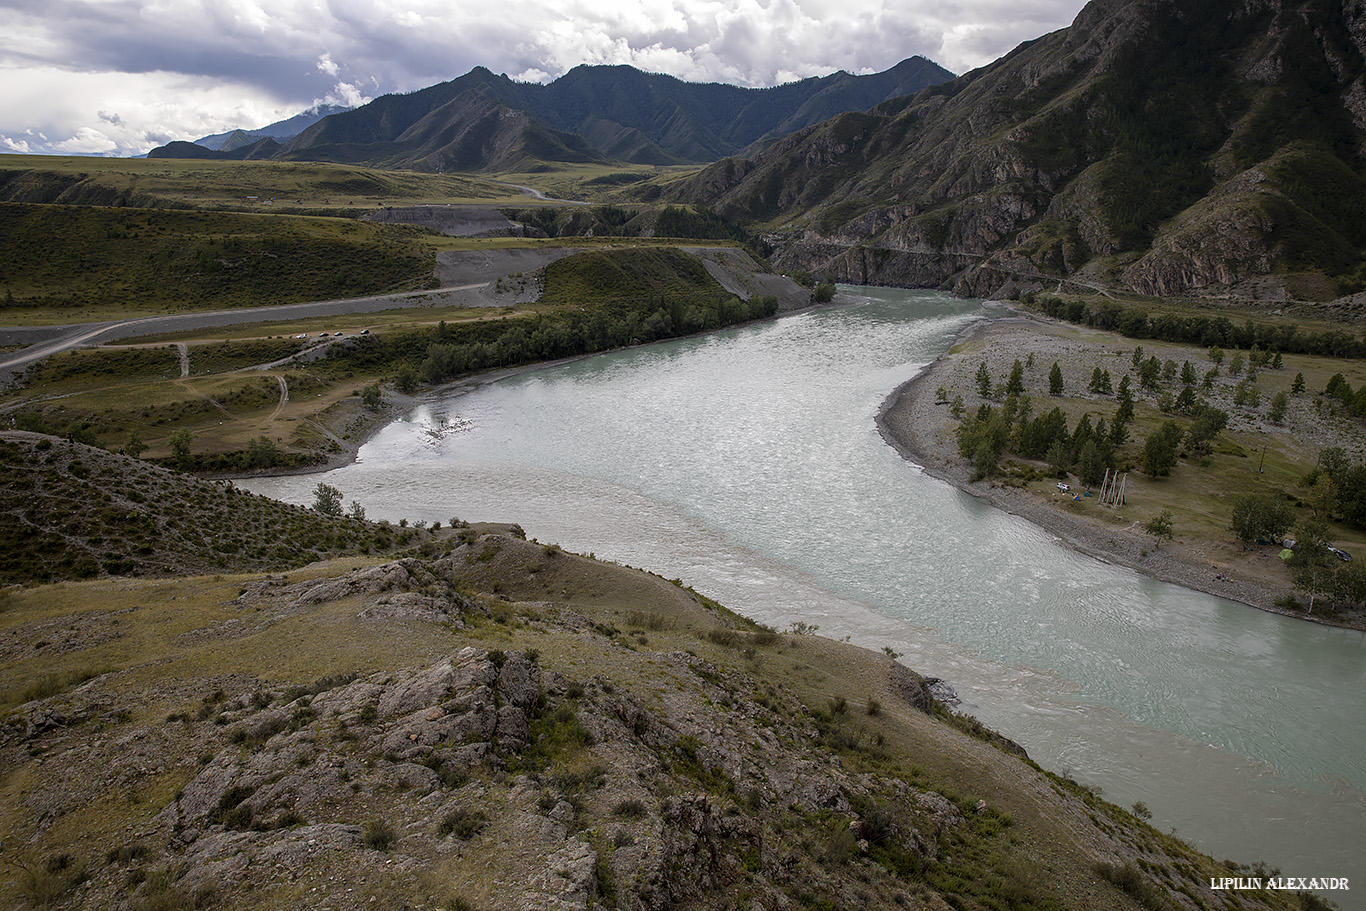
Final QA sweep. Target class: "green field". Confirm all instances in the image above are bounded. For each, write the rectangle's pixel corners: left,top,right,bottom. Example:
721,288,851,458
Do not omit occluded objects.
0,203,438,319
0,156,534,210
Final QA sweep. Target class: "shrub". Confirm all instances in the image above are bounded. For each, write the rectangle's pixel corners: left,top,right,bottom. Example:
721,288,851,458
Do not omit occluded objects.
613,798,647,818
362,818,396,850
437,808,487,840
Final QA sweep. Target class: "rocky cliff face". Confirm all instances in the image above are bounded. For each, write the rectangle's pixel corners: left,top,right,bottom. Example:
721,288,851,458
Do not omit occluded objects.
678,0,1366,303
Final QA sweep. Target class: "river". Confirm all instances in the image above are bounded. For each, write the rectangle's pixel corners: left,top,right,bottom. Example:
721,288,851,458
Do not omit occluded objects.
242,287,1365,903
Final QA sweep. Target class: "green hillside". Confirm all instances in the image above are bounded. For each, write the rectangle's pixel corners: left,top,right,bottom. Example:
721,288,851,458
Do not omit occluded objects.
0,204,436,316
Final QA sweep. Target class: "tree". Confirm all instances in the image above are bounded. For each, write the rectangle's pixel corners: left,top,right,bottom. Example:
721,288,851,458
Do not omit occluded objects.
976,361,992,398
972,440,998,482
1047,439,1070,476
1208,346,1224,367
1116,375,1134,418
361,383,383,411
1290,516,1332,567
1291,372,1305,395
168,428,194,470
1291,516,1335,613
1230,494,1293,545
246,435,278,469
1295,561,1336,614
395,364,419,395
1140,421,1183,478
125,431,146,459
957,406,1009,467
1317,446,1350,482
1306,474,1337,519
812,282,836,303
1049,362,1064,396
1078,439,1106,487
1132,345,1145,368
1186,406,1228,457
1006,359,1025,397
1268,391,1288,424
1072,413,1094,451
1020,407,1069,458
1138,356,1161,390
347,500,367,521
1228,351,1244,376
1144,510,1174,548
313,482,344,516
1180,361,1196,385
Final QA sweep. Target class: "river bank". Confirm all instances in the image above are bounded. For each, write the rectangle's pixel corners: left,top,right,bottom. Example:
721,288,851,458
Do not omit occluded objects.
876,312,1366,629
223,293,848,480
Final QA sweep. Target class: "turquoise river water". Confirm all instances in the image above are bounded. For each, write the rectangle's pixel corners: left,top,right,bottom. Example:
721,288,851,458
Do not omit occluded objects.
243,288,1365,903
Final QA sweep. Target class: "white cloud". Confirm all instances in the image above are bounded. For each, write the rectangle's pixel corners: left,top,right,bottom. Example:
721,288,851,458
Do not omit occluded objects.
55,127,119,154
0,0,1090,156
319,80,366,108
0,64,298,156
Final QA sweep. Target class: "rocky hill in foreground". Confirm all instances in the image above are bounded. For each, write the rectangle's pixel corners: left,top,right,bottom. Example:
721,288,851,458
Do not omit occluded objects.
0,440,1305,910
677,0,1366,305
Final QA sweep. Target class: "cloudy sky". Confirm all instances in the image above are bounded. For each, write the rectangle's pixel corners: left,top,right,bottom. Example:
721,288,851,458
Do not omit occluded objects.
0,0,1088,158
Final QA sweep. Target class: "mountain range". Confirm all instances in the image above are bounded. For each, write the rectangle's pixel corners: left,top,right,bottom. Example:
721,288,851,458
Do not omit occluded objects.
193,103,353,152
677,0,1366,302
149,58,955,170
147,0,1366,303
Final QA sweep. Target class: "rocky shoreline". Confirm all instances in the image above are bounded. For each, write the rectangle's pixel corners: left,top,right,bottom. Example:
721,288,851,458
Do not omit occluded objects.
872,314,1357,625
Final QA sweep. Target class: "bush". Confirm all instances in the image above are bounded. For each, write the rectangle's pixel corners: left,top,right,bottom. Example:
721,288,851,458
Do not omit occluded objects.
437,808,487,839
362,818,396,850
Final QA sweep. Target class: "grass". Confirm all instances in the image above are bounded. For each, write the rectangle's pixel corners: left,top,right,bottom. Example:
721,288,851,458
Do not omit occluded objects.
0,155,531,209
485,162,702,204
0,509,1307,910
119,303,529,344
0,203,437,321
953,318,1366,604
